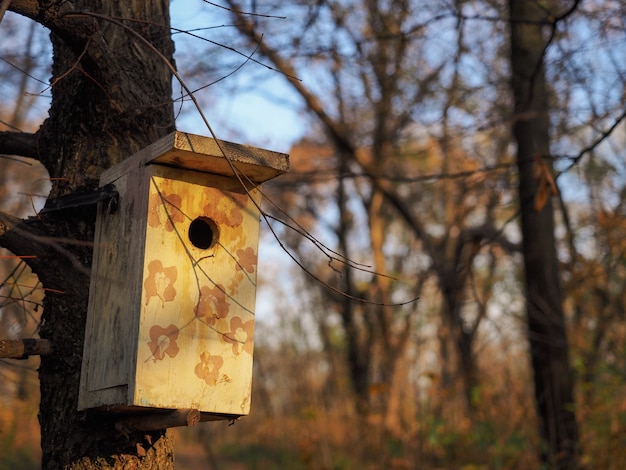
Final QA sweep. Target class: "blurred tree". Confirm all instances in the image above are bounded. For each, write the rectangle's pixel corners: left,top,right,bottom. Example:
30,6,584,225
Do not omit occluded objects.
506,1,610,467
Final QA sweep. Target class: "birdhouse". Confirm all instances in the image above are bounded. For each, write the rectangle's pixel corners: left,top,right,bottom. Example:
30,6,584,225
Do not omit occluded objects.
78,131,289,421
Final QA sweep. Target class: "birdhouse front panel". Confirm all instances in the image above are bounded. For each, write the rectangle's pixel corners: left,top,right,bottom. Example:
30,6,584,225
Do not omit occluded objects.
134,165,260,415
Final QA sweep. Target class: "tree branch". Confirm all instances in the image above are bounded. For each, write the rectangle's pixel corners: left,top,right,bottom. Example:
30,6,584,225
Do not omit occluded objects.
465,224,521,254
5,0,37,19
8,0,92,42
0,338,53,359
0,131,40,160
0,0,13,24
0,210,20,237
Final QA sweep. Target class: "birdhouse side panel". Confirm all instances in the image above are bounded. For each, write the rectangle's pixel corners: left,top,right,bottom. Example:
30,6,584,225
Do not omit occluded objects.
133,166,261,415
79,166,150,409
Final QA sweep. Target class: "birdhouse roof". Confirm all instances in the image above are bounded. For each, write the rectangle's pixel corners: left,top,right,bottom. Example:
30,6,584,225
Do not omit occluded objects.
101,131,290,184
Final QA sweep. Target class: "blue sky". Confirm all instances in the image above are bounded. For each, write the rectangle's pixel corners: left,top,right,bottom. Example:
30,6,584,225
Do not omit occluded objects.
171,0,306,154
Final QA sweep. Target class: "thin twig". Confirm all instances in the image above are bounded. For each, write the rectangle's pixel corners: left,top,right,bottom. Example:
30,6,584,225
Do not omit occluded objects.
201,0,287,19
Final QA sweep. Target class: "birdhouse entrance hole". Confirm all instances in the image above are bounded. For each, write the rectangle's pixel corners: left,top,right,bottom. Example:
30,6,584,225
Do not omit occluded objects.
188,216,219,250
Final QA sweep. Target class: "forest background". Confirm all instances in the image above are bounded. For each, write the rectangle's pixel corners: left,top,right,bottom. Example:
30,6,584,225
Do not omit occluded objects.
1,0,625,469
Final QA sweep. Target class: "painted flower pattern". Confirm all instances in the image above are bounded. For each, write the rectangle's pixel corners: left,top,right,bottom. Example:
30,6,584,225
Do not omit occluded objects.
227,270,244,293
144,260,177,306
202,192,247,228
140,181,258,397
148,324,180,362
148,191,185,232
235,247,257,273
194,284,230,324
194,351,224,386
223,316,254,356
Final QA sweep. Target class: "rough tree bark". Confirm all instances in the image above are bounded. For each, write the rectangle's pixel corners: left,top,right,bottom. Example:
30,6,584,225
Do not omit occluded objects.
508,2,580,468
1,1,176,468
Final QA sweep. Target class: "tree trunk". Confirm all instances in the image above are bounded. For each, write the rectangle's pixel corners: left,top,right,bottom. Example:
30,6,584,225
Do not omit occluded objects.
4,1,176,467
508,2,580,468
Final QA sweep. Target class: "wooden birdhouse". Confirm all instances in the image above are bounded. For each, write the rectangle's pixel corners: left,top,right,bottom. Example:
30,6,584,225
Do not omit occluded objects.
78,131,289,421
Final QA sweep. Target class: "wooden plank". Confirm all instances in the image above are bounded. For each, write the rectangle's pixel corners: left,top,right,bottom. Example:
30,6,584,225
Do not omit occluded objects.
78,386,129,409
115,408,201,434
78,165,150,410
0,338,52,358
101,131,289,184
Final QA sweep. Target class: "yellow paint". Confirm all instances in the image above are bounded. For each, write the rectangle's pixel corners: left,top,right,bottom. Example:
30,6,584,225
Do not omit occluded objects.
135,170,260,414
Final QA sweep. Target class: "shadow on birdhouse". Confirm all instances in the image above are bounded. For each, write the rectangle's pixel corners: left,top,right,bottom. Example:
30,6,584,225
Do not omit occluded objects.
78,131,289,426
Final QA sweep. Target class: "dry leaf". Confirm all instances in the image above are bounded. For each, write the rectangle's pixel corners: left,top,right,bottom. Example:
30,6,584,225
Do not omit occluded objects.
533,153,558,212
136,443,147,457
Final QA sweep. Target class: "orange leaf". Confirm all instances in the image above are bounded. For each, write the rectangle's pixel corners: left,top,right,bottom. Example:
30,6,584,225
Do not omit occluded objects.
533,154,558,212
535,182,548,212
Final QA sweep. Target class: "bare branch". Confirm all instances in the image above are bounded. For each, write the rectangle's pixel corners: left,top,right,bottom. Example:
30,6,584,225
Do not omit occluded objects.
466,224,521,254
559,106,626,175
0,0,12,25
8,0,93,42
0,338,52,359
0,210,20,237
0,131,40,160
5,0,36,19
0,210,91,283
201,0,286,20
